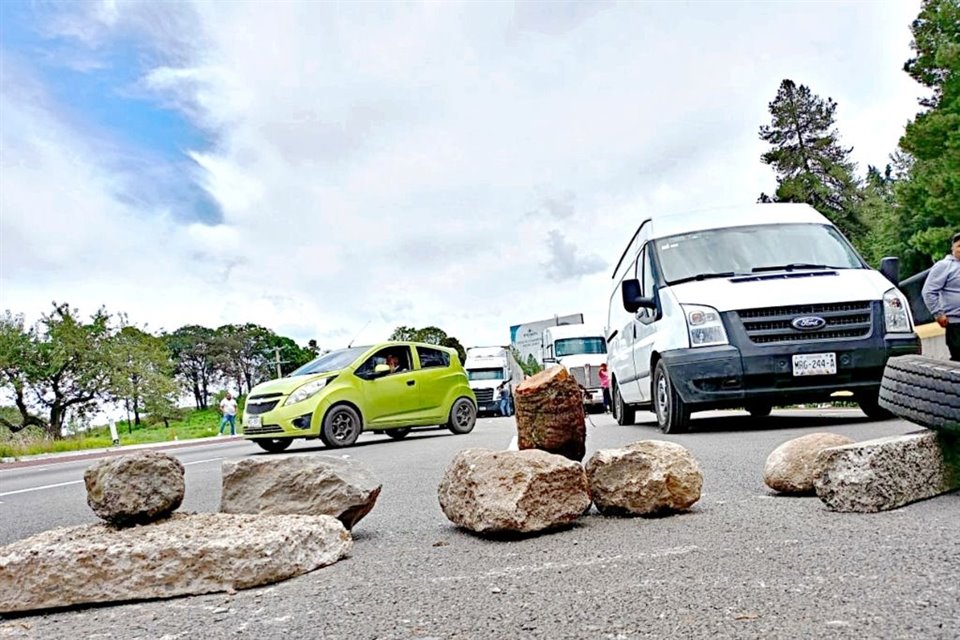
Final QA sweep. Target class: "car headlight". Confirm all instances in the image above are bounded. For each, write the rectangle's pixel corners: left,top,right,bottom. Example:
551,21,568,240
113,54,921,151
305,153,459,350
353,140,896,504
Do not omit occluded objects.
682,304,729,347
883,288,912,333
284,377,333,406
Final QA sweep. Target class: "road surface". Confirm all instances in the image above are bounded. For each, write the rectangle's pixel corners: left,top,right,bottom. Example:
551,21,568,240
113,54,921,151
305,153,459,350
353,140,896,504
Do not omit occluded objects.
1,409,958,639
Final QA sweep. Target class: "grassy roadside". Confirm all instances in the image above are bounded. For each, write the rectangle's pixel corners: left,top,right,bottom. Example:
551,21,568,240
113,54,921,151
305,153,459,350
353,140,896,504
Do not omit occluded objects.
0,407,239,460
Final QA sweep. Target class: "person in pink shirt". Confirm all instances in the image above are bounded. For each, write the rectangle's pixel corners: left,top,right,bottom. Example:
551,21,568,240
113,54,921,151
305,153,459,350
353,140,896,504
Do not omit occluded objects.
598,363,611,413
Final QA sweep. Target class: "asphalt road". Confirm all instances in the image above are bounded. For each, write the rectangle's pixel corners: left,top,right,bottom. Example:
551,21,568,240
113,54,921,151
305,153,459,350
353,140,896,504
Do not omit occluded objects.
1,409,958,639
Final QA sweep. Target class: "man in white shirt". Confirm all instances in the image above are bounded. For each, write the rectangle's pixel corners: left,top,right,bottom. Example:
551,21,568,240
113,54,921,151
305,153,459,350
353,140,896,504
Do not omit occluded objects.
219,392,238,436
922,232,960,361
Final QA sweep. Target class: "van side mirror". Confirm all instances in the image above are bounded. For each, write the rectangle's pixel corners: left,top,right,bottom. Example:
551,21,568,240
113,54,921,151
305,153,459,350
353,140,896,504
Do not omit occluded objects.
621,278,657,313
879,257,900,285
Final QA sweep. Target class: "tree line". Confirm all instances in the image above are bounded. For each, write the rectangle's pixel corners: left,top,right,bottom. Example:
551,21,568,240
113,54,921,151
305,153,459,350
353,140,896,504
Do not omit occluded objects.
758,0,959,277
0,303,321,439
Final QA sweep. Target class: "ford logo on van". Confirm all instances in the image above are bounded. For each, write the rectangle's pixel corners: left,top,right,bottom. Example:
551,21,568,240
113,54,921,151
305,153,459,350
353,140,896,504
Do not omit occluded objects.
791,316,827,331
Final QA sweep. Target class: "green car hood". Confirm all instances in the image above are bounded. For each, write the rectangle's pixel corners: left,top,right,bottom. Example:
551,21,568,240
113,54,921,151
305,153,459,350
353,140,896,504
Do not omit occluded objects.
248,370,344,396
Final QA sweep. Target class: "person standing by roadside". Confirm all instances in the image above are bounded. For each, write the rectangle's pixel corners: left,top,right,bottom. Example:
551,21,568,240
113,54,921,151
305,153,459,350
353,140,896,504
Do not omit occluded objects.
497,382,514,417
219,391,238,436
922,232,960,361
598,363,611,413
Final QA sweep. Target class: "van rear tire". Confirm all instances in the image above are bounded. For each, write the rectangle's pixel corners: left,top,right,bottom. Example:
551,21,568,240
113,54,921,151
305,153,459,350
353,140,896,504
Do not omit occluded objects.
612,382,636,426
653,361,691,434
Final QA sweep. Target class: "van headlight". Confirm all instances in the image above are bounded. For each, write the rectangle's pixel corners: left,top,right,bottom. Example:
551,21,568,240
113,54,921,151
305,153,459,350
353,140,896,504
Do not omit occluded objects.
682,304,729,347
284,377,334,406
883,288,912,333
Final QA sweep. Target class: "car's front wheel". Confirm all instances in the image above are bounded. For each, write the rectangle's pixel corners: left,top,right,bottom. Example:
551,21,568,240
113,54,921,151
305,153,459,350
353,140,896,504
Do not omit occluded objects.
653,361,691,434
254,438,293,453
447,397,477,434
321,405,363,448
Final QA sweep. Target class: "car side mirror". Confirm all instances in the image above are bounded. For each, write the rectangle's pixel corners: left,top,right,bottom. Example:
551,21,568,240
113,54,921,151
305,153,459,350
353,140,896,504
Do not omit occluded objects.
373,364,390,376
621,278,657,313
880,257,900,285
543,357,556,364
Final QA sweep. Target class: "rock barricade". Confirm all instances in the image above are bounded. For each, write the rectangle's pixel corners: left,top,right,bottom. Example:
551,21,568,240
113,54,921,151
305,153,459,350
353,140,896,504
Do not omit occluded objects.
437,448,591,534
0,513,351,614
221,455,382,530
585,440,702,516
84,451,185,526
814,430,960,512
514,366,587,462
763,433,855,495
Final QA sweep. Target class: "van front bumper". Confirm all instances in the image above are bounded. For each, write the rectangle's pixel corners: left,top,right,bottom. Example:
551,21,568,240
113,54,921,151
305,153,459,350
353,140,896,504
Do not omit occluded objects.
659,333,920,408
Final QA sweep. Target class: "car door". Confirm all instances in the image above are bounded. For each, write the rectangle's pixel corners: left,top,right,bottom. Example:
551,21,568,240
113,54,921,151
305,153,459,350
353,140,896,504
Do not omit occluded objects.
632,243,660,402
354,346,421,425
414,346,454,421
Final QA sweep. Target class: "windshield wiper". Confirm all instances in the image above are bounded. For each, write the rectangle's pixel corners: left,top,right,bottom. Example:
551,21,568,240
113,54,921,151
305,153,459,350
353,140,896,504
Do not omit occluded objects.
670,271,739,285
751,263,841,273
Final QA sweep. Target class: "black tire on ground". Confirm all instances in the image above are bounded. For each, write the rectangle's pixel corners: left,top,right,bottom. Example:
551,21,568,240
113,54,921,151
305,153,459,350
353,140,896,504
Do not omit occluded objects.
653,360,691,434
321,404,363,448
746,403,772,418
385,427,410,440
612,381,636,426
447,397,477,434
856,392,894,420
878,355,960,433
254,438,293,453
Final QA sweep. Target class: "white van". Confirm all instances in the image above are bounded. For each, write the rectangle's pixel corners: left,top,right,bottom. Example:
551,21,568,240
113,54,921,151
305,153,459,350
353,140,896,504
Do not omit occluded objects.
606,203,920,433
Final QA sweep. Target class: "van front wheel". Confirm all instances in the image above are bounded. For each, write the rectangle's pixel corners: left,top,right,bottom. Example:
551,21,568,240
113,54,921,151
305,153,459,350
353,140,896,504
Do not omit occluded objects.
612,382,636,426
653,361,690,434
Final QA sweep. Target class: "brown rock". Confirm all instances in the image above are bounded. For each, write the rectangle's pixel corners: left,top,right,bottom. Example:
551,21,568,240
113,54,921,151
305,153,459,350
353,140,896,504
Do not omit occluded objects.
437,448,591,534
514,366,586,461
763,433,854,494
0,513,351,614
585,440,703,515
84,452,185,526
220,455,381,530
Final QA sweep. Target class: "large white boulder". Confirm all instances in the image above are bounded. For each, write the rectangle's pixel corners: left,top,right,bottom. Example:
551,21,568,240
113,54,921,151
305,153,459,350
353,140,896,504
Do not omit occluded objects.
585,440,703,516
84,451,185,526
220,454,382,530
0,513,351,614
763,433,855,494
437,448,591,534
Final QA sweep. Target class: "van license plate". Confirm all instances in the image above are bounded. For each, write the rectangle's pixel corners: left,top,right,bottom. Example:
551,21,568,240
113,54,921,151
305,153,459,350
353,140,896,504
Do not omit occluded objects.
247,415,261,428
792,353,837,376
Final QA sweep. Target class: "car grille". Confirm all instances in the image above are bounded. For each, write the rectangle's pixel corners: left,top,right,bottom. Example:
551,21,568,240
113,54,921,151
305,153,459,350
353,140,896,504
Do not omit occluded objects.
245,393,282,415
473,388,494,403
735,301,873,345
569,366,601,388
243,424,284,435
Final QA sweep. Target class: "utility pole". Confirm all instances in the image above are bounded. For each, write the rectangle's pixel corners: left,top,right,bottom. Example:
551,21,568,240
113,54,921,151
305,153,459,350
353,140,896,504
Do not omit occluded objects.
275,346,282,378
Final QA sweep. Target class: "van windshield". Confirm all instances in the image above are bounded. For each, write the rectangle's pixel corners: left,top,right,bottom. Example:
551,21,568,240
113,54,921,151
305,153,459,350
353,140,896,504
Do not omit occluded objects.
654,223,864,285
555,337,607,356
288,347,368,377
467,368,504,381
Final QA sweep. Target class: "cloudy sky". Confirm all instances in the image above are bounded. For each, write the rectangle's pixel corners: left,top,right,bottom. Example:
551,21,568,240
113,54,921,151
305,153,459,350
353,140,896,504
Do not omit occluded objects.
1,0,925,349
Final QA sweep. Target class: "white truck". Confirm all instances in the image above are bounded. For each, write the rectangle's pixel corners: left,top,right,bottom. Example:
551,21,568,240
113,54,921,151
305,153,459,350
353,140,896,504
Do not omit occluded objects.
541,324,608,411
463,346,523,416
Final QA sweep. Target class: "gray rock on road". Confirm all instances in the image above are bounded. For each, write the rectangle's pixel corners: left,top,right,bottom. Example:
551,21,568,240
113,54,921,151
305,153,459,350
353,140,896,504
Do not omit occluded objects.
437,448,591,535
84,451,185,526
585,440,703,516
220,454,382,529
814,430,960,512
0,513,352,614
763,432,855,494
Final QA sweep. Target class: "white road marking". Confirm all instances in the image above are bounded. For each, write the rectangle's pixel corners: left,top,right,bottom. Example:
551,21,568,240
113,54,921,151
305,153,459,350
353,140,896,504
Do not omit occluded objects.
507,435,518,451
0,465,51,473
0,480,83,497
182,457,223,466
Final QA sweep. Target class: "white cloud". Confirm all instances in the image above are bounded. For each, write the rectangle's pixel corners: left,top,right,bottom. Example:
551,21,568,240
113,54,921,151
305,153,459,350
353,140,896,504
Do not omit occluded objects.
1,0,924,348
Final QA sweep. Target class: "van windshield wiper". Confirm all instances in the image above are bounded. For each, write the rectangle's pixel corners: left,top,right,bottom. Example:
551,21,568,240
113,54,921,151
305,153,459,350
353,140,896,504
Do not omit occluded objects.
751,263,840,273
670,271,739,285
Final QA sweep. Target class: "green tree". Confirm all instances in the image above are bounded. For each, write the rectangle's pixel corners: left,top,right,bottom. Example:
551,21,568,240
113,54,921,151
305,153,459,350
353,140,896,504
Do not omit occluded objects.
0,304,114,439
858,163,903,267
759,79,865,242
108,325,177,428
388,325,467,363
165,325,217,410
895,0,960,276
510,346,543,377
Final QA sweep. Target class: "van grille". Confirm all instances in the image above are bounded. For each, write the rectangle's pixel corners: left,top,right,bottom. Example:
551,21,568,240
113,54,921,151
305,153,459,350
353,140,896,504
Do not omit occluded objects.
735,301,873,345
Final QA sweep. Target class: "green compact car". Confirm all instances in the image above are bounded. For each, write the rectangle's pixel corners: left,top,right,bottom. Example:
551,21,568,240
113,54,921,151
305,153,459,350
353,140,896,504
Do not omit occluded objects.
242,342,477,453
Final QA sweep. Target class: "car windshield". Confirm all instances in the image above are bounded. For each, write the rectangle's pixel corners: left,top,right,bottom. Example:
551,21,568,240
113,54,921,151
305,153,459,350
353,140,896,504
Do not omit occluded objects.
467,368,504,381
555,338,607,357
288,347,369,377
654,223,864,285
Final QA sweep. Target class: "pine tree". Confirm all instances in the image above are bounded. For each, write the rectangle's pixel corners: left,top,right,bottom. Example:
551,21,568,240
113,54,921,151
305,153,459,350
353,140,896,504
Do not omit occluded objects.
759,79,864,242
